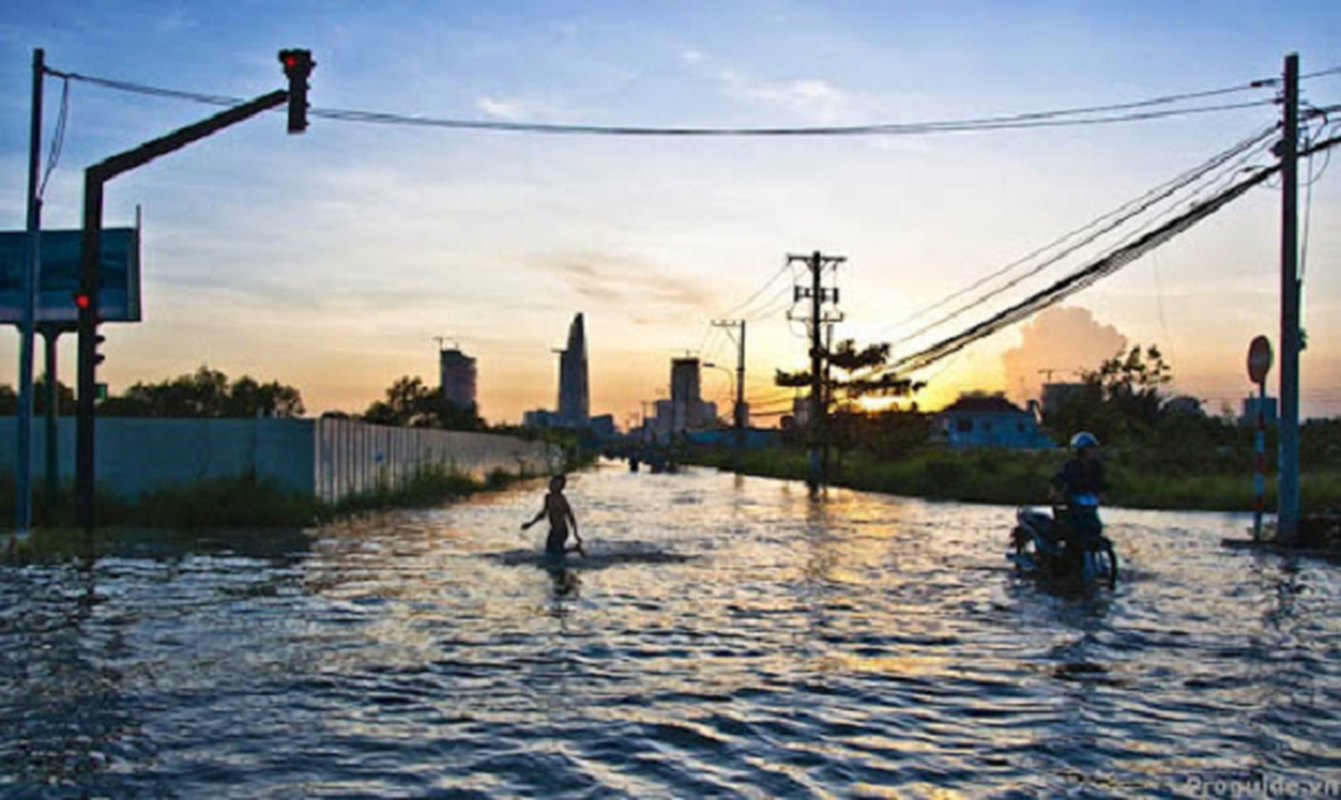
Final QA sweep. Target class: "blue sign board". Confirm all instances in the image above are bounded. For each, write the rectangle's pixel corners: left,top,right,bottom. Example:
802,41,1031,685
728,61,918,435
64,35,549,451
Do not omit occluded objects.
0,228,142,325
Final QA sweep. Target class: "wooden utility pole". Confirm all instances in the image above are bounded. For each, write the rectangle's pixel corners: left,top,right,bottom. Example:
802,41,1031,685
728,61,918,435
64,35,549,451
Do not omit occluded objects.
788,251,844,489
1278,53,1301,543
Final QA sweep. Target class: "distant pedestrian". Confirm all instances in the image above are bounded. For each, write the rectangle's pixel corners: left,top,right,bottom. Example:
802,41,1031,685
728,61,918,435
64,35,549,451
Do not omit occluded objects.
522,475,583,557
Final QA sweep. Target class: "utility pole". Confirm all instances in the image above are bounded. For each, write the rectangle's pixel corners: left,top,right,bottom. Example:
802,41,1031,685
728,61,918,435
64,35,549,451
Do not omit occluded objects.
16,48,45,533
711,319,747,448
1277,53,1302,543
788,251,844,489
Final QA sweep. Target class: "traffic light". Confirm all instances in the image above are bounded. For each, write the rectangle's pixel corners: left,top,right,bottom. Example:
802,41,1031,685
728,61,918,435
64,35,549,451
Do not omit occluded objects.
278,48,314,134
93,331,106,366
73,291,91,311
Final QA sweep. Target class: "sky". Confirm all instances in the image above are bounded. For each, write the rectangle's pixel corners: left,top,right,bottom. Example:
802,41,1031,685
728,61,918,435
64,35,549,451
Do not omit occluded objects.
1,1,1339,425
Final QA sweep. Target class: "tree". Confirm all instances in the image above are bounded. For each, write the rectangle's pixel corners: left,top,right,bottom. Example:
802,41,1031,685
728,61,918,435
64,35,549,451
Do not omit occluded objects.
362,375,484,431
98,366,305,418
1047,345,1172,444
33,378,77,416
775,338,925,467
775,339,923,412
224,376,304,418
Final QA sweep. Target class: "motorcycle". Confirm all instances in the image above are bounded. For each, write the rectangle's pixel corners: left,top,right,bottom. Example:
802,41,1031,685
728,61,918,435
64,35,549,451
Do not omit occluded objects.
1009,505,1118,589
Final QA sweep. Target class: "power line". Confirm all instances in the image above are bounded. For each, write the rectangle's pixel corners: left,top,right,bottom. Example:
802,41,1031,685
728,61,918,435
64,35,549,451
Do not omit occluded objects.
742,279,801,322
47,65,1289,138
881,123,1276,337
718,261,792,317
37,76,70,200
887,128,1341,376
880,123,1280,345
874,161,1287,379
1302,66,1341,80
314,99,1276,136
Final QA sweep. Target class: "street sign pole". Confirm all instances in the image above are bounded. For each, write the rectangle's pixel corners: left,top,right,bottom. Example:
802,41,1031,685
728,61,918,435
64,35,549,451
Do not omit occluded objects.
1248,335,1273,541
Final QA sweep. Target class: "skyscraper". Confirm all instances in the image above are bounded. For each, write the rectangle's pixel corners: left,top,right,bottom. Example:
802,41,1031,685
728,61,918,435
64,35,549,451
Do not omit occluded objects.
557,313,589,427
438,347,477,410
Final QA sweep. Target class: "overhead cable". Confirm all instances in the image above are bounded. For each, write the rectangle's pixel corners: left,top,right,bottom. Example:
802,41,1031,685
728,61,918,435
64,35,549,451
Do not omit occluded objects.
48,66,1283,138
870,133,1341,380
879,124,1278,338
883,124,1280,347
37,76,71,200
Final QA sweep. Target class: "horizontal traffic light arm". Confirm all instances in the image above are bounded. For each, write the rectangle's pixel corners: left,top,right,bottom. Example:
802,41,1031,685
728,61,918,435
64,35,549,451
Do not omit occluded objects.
90,89,287,182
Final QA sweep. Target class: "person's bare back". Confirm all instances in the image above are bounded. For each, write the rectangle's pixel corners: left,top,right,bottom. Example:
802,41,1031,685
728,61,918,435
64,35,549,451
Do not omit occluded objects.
521,475,582,556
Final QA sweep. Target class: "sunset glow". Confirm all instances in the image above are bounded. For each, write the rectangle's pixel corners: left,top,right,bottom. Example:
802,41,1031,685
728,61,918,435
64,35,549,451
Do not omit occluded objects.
1,2,1337,424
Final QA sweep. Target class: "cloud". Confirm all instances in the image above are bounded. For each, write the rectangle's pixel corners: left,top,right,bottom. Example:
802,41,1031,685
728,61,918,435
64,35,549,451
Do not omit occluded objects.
544,252,713,312
721,70,855,124
679,50,860,125
153,7,196,34
1000,306,1127,404
476,96,531,121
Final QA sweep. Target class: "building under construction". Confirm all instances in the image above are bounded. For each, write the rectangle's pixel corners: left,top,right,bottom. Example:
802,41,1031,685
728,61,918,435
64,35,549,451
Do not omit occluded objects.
438,346,477,410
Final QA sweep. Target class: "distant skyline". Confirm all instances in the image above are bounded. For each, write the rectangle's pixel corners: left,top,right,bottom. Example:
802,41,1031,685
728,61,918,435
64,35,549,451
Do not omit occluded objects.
1,1,1338,423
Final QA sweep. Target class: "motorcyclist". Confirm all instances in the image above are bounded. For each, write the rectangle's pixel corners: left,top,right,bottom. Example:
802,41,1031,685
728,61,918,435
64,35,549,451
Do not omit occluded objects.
1049,431,1107,551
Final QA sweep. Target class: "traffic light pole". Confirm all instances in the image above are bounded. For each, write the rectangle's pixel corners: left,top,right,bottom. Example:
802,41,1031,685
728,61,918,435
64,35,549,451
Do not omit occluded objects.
75,88,291,529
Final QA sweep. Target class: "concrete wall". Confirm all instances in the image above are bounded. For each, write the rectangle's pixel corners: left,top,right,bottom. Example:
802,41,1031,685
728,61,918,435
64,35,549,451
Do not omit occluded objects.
0,417,560,501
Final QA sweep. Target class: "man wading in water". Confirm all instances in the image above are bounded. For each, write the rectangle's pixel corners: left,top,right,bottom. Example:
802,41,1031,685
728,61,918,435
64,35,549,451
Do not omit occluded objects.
521,475,584,558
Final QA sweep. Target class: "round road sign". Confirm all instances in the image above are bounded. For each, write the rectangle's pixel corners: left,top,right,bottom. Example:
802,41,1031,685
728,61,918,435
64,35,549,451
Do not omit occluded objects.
1247,335,1273,384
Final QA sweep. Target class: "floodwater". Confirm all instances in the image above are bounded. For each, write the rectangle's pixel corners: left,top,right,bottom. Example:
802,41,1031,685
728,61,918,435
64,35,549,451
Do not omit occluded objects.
2,463,1339,797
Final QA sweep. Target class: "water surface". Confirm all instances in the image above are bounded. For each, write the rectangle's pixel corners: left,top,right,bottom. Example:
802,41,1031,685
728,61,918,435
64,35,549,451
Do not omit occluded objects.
3,463,1339,797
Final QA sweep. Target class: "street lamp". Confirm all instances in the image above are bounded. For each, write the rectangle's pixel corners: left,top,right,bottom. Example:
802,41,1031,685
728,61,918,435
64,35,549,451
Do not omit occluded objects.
703,362,736,426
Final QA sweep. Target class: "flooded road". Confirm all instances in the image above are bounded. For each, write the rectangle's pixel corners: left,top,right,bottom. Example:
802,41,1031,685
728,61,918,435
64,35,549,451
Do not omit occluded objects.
3,462,1339,796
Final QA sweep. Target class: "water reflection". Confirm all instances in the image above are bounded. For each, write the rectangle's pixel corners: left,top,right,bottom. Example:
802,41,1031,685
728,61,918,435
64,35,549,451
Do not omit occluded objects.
546,565,582,608
1,463,1338,796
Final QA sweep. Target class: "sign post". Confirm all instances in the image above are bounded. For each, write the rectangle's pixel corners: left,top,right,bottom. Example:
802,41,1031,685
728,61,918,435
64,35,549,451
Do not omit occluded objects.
1247,335,1273,540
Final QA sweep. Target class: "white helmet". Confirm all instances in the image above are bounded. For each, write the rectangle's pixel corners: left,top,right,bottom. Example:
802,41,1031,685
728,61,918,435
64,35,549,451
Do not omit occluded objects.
1070,431,1100,450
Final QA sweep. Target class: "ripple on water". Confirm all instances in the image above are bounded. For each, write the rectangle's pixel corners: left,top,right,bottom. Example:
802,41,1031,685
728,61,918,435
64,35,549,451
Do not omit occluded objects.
2,463,1339,796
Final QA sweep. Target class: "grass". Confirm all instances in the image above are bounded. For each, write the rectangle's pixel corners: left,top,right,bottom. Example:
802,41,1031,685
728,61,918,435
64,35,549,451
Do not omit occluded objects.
329,465,502,517
691,446,1341,513
0,465,536,563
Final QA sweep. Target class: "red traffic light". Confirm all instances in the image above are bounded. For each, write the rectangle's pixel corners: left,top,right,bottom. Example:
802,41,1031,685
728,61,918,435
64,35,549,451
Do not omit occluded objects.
73,292,91,310
278,48,314,134
278,48,313,78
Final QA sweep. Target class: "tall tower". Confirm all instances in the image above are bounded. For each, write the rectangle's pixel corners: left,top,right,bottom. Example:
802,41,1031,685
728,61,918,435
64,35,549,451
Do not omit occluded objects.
439,346,477,410
670,357,701,406
557,313,589,426
670,357,705,431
